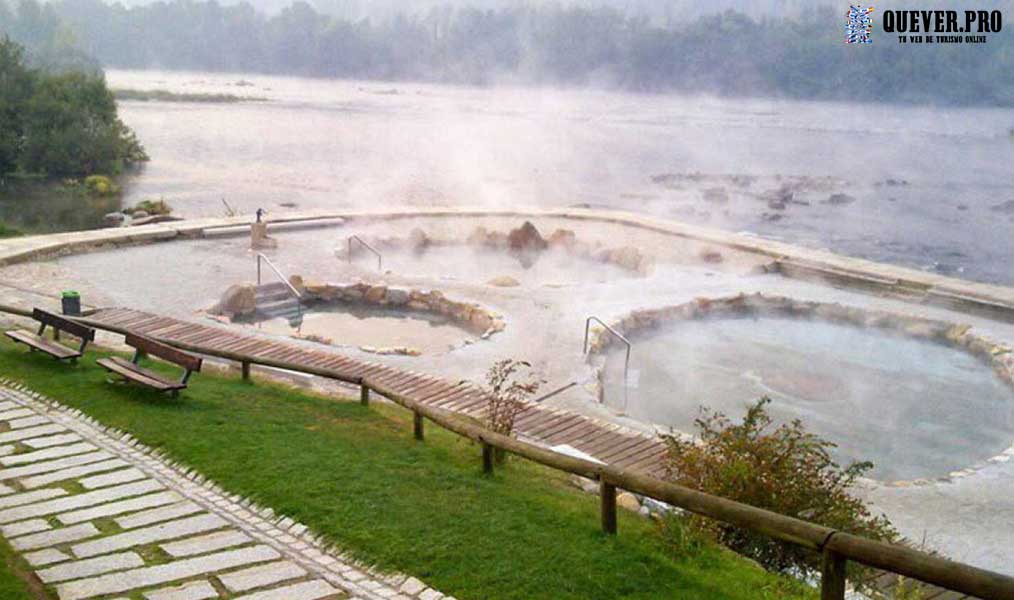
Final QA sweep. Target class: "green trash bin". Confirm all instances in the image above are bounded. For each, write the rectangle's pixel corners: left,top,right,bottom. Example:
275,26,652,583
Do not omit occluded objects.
61,291,81,316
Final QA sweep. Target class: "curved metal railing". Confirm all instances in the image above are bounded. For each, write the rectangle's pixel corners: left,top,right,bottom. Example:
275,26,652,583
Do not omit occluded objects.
347,235,383,271
583,316,632,412
256,253,302,319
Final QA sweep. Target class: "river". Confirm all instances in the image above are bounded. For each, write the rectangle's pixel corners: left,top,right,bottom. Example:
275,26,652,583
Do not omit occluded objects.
100,69,1014,286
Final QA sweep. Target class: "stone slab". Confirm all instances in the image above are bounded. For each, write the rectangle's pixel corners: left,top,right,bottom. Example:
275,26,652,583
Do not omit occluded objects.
38,551,145,584
79,468,147,490
23,433,84,449
1,442,97,466
0,479,164,523
160,529,252,558
22,458,130,489
218,560,307,593
57,491,181,525
72,513,230,558
115,501,203,530
8,415,51,429
0,424,66,444
143,580,219,600
12,522,100,551
0,451,112,481
1,518,50,538
56,544,281,600
0,487,67,510
25,548,71,567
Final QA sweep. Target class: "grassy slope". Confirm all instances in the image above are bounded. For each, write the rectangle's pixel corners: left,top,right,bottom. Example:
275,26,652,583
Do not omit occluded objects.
0,337,813,600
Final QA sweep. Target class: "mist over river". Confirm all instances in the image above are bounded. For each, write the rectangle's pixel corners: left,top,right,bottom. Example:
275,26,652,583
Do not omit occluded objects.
108,69,1014,286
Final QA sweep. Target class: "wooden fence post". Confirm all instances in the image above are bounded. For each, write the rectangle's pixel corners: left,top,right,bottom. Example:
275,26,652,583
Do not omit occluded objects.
482,443,494,474
600,480,617,535
241,361,251,381
360,384,370,406
821,547,847,600
414,412,424,441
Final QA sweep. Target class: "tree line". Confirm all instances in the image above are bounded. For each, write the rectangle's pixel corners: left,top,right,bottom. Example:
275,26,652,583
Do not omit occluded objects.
3,0,1014,106
0,37,147,179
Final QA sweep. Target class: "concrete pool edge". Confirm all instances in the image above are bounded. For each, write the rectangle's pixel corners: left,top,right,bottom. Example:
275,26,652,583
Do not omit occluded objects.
2,207,1012,320
585,292,1014,486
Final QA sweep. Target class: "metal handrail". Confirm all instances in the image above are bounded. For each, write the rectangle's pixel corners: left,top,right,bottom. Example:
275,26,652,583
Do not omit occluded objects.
347,235,382,271
584,317,632,412
256,253,302,318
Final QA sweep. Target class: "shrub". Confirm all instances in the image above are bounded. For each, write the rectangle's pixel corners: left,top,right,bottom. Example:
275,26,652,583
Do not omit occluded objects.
124,198,172,216
83,175,118,196
483,359,541,462
660,397,896,578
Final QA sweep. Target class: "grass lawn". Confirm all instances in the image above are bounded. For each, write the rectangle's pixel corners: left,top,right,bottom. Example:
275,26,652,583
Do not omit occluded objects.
0,336,815,599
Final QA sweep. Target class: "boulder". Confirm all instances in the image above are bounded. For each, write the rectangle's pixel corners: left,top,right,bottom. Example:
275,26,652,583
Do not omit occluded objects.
507,221,548,255
211,284,256,318
365,285,387,303
103,212,126,228
698,249,724,264
617,492,642,512
288,274,305,294
547,228,577,249
487,275,520,287
386,287,410,306
702,187,729,204
408,228,431,254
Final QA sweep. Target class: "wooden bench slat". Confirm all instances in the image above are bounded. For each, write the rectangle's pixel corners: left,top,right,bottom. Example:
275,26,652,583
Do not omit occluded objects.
4,331,81,359
97,357,183,391
32,309,96,341
124,333,202,373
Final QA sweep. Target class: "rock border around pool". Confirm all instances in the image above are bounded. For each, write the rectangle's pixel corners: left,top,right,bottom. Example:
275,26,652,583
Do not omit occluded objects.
211,278,507,356
584,293,1014,486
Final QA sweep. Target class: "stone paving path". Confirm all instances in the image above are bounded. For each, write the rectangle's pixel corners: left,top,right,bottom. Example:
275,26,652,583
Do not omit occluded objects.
0,380,449,600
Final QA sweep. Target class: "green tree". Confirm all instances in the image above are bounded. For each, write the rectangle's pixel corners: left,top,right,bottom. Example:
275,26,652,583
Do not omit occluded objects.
0,37,33,177
19,71,147,177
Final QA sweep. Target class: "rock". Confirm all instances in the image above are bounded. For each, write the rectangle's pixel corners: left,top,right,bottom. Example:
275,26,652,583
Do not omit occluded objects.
466,226,489,247
701,187,729,204
288,275,305,294
990,200,1014,214
408,228,431,254
470,311,493,332
767,199,786,210
547,228,577,249
761,186,793,205
103,212,126,227
698,249,724,264
386,288,410,305
608,246,643,271
487,275,520,287
507,221,548,255
827,193,856,205
365,285,387,303
132,210,149,219
617,492,641,512
211,284,256,318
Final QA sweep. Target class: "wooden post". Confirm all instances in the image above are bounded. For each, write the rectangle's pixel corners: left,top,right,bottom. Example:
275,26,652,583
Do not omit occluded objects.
600,480,617,535
241,361,251,381
821,548,847,600
482,443,494,474
413,411,424,441
360,384,369,406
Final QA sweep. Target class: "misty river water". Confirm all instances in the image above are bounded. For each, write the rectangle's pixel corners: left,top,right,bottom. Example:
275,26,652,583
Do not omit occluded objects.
102,69,1014,286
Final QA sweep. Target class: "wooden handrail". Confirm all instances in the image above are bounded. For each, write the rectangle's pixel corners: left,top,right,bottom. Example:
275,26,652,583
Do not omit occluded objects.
1,302,1012,599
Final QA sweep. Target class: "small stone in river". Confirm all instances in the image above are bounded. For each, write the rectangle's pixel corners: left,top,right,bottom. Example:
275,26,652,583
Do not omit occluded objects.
827,193,856,205
990,200,1014,213
702,187,729,204
957,204,969,211
487,275,520,287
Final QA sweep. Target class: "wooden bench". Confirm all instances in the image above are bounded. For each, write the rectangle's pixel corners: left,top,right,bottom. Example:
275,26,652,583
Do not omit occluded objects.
4,309,95,362
97,333,202,397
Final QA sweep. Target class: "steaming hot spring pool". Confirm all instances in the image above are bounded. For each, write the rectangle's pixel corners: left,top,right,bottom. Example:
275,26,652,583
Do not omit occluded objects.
243,305,476,355
600,317,1014,481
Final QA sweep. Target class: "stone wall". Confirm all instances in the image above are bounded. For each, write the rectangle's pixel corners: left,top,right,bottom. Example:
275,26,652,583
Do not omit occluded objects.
294,277,506,339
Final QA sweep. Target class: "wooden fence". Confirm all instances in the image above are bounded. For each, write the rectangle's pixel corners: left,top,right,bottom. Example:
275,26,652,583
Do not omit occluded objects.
1,303,1012,600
